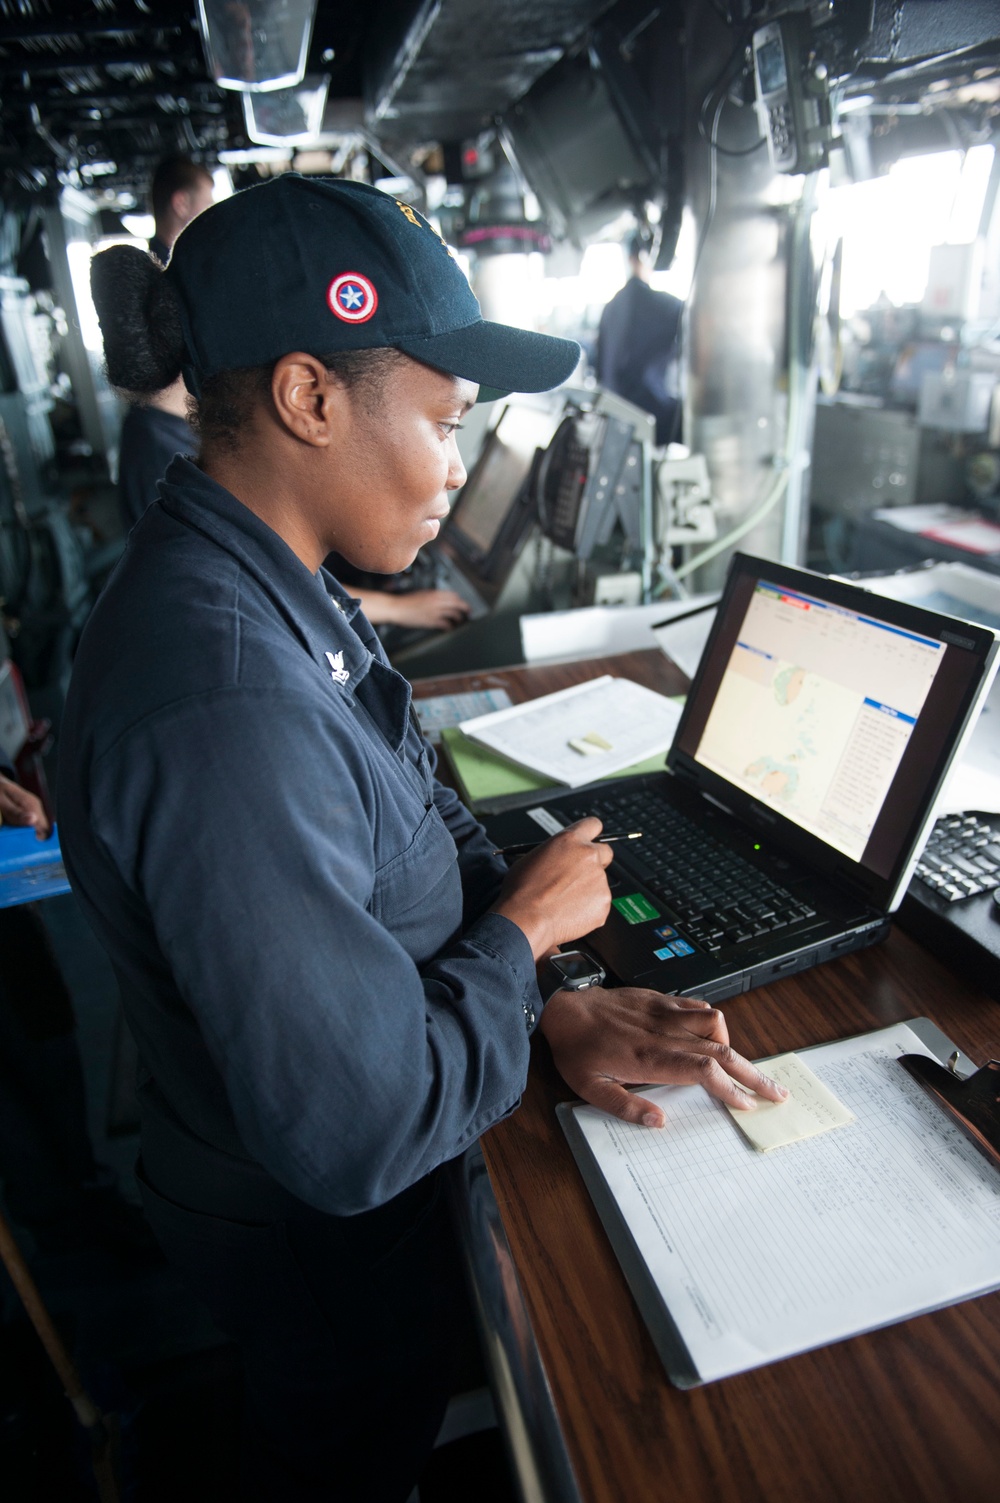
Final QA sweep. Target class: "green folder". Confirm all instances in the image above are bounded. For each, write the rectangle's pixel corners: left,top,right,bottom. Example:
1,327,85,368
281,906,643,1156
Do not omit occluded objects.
439,726,669,813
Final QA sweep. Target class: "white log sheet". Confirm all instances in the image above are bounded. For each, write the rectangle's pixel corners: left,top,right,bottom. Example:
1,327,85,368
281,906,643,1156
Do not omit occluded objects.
566,1022,1000,1384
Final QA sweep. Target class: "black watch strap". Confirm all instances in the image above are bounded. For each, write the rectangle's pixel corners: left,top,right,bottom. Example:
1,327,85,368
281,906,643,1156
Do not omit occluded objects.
537,951,606,1004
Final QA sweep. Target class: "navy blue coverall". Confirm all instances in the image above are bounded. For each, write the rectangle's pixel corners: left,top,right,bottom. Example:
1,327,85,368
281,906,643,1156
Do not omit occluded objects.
57,457,543,1499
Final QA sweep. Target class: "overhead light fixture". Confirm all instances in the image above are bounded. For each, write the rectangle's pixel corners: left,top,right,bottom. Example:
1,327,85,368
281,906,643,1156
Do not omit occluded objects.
373,175,416,198
79,159,118,179
243,74,330,145
197,0,318,92
218,146,294,166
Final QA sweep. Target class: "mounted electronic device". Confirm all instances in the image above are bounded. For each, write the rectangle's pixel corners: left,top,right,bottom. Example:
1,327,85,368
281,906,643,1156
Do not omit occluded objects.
752,12,834,174
655,453,717,553
533,390,653,569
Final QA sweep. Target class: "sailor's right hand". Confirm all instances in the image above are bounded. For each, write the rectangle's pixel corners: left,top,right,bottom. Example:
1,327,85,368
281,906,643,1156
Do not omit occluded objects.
382,589,471,630
491,818,613,960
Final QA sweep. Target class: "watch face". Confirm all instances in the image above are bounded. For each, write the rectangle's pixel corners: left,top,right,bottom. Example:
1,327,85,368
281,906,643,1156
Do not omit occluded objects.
553,951,603,985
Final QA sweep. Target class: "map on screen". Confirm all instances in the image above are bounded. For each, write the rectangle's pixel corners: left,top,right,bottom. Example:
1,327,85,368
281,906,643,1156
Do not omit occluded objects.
694,582,946,862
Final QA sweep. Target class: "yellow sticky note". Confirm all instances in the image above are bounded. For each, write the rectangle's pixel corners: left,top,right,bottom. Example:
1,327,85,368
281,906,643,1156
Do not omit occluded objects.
725,1052,855,1152
568,731,613,756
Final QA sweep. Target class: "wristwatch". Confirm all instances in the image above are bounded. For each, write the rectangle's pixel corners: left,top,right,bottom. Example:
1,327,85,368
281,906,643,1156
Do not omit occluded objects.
537,949,607,1004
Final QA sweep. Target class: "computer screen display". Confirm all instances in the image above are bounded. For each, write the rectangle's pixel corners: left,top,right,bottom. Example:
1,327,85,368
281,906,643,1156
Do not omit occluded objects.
672,557,994,892
447,404,559,563
693,581,945,863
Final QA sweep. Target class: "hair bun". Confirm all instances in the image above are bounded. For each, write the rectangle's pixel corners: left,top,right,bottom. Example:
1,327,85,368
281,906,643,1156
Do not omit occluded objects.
90,244,186,394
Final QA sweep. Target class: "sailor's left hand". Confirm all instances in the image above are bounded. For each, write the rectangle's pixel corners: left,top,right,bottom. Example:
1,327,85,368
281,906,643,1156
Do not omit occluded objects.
538,988,788,1127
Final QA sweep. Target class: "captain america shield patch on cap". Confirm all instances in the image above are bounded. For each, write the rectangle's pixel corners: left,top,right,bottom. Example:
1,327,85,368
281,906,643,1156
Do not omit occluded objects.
327,272,378,323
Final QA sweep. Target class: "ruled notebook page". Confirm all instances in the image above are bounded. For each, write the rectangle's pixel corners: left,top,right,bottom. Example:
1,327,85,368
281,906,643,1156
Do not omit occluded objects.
570,1022,1000,1383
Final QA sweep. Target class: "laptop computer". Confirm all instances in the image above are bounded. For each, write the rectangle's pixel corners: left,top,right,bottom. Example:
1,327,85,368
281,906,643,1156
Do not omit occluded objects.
483,553,1000,1002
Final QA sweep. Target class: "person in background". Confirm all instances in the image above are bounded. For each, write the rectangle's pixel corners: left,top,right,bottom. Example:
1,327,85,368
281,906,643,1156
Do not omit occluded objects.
324,549,471,634
595,227,683,446
117,156,215,529
147,154,216,269
118,372,197,531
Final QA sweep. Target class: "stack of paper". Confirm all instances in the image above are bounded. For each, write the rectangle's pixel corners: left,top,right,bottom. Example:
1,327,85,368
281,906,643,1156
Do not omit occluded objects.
439,727,669,812
458,676,684,790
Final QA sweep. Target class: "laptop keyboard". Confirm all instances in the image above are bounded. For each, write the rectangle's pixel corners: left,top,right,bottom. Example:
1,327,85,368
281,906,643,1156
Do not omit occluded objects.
914,813,1000,901
562,788,813,955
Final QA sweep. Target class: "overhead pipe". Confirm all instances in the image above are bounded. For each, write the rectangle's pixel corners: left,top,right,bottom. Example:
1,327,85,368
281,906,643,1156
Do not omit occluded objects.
0,18,184,42
0,50,200,77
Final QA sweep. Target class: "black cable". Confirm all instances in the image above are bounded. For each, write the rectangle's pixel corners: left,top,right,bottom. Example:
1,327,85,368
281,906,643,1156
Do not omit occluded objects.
690,92,726,287
696,29,765,157
690,23,768,283
705,131,767,158
698,25,752,116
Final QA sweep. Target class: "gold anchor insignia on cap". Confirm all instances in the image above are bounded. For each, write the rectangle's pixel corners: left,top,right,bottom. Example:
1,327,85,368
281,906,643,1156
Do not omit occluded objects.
326,650,350,685
395,199,448,248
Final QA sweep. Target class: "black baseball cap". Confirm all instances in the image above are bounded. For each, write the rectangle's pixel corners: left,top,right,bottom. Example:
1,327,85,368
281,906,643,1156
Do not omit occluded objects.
166,174,580,401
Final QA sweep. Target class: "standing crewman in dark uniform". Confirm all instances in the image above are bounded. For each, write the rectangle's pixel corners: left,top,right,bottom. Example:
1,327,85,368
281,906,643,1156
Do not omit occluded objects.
62,176,784,1501
146,154,215,269
596,228,684,446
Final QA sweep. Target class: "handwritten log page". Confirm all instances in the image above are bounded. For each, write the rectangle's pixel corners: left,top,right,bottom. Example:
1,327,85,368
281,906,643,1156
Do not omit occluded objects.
569,1022,1000,1383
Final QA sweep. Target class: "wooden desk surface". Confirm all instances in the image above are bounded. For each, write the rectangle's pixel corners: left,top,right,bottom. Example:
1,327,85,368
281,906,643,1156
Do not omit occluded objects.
413,649,1000,1503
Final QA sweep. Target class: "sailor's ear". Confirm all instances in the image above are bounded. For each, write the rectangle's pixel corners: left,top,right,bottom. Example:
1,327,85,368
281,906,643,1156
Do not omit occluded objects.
271,353,341,446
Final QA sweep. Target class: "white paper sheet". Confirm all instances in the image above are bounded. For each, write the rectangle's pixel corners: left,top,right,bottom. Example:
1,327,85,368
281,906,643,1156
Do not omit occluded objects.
459,676,683,788
650,605,718,682
569,1022,1000,1383
519,596,719,665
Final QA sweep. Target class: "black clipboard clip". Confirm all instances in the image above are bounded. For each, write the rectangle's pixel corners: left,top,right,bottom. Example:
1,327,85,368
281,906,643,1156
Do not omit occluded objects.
899,1054,1000,1172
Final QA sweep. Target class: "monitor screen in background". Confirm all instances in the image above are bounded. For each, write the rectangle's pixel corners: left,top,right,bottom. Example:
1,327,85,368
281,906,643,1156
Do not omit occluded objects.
694,581,946,863
447,405,558,560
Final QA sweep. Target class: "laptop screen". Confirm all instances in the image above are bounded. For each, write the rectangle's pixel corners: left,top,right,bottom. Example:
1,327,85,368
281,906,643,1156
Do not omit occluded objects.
694,580,945,862
671,555,998,902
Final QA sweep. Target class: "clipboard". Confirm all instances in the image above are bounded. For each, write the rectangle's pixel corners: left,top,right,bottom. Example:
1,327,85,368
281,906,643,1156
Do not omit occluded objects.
558,1018,1000,1389
898,1047,1000,1173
